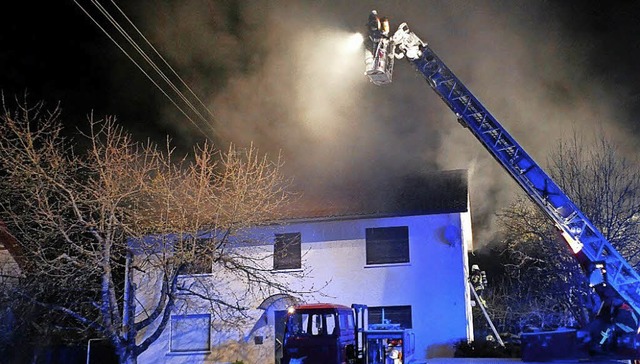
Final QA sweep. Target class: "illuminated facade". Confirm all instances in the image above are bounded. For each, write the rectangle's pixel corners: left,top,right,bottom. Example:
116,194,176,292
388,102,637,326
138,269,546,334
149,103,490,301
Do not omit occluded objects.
136,170,474,363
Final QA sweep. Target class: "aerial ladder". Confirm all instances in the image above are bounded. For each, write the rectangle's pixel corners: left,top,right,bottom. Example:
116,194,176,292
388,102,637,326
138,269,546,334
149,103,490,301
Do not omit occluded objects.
364,10,640,360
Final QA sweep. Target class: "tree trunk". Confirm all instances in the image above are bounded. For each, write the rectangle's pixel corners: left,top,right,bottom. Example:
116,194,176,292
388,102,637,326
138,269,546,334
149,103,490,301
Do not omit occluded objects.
122,252,138,364
120,350,137,364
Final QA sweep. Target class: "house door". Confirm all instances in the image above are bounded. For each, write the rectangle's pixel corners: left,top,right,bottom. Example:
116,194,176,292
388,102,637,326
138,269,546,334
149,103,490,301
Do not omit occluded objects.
274,310,287,364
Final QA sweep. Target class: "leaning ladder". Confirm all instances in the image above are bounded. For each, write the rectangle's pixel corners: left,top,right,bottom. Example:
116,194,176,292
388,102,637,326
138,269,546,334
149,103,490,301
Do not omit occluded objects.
470,284,505,347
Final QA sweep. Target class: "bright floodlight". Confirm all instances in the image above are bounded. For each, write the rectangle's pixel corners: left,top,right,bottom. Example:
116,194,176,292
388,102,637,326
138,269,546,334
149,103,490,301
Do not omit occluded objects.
344,32,364,53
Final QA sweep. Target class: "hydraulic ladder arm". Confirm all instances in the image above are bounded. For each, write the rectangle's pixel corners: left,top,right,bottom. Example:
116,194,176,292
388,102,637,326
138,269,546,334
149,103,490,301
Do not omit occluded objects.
364,11,640,356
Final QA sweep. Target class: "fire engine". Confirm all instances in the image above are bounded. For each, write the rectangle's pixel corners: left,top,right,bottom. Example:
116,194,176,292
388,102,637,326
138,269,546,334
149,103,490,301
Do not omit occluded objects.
284,10,640,363
281,303,414,364
364,9,640,362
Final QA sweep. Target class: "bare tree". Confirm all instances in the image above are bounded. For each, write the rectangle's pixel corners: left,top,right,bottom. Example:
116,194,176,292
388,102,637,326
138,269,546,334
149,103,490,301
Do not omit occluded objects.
0,98,304,363
551,131,640,268
494,130,640,333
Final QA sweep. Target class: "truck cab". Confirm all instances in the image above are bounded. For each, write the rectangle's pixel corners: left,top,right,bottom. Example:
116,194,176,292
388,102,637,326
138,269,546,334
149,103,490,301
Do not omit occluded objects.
282,303,415,364
281,303,357,364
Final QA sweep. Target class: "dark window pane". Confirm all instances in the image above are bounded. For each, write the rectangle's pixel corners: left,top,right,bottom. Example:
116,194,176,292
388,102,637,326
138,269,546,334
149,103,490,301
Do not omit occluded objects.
274,233,301,270
366,226,409,264
181,238,212,275
368,305,412,329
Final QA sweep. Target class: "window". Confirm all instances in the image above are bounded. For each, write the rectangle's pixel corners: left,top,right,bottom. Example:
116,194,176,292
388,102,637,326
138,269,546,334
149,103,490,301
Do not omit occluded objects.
339,311,355,332
274,233,301,270
368,305,412,329
180,238,212,275
286,312,338,337
365,226,409,265
325,313,336,335
182,257,212,275
170,314,211,352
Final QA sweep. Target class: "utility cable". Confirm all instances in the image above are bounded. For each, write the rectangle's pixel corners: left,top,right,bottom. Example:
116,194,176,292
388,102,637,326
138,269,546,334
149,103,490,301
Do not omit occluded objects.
72,0,211,138
109,0,217,124
90,0,214,135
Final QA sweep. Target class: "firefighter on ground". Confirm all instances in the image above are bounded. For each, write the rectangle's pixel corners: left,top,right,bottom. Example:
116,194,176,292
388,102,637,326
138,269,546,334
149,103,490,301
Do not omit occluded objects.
471,264,488,307
386,339,402,364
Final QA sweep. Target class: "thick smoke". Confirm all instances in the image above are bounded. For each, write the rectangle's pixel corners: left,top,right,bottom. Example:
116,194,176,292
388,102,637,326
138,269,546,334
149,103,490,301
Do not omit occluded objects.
131,1,638,246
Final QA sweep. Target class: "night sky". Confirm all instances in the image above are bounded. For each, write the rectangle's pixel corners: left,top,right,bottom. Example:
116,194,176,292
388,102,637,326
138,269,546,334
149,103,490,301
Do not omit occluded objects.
2,1,173,144
3,1,640,244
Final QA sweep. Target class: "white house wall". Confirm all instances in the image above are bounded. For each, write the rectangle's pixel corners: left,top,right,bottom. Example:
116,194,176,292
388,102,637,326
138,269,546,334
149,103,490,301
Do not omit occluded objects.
461,202,475,342
273,213,471,359
137,211,472,363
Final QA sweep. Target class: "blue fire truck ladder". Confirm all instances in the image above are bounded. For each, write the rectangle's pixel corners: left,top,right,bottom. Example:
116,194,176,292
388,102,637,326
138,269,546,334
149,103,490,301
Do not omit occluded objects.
366,20,640,327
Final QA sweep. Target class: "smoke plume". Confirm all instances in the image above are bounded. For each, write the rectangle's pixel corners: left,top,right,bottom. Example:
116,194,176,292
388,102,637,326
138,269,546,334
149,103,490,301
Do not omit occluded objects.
128,1,639,247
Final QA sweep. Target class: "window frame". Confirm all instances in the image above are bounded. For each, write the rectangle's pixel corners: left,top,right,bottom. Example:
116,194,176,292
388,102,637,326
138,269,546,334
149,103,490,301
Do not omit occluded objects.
286,310,339,337
169,314,211,353
365,226,410,265
368,305,413,329
273,232,302,271
179,238,214,276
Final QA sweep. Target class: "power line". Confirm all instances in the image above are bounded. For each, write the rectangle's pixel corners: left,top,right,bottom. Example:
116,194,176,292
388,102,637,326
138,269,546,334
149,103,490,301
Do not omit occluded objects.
90,0,214,134
72,0,216,139
109,0,217,123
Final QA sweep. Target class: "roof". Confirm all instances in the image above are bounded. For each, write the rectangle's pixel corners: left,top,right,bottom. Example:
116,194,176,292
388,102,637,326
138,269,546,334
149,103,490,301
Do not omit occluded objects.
283,169,468,222
130,170,469,250
293,303,353,311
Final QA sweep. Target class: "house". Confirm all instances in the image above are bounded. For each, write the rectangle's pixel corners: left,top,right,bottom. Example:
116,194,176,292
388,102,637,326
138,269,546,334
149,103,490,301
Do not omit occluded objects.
135,169,474,363
0,221,23,284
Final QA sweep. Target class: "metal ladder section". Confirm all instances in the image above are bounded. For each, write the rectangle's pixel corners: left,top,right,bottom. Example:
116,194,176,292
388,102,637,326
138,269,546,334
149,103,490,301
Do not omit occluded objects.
407,43,640,317
470,284,505,347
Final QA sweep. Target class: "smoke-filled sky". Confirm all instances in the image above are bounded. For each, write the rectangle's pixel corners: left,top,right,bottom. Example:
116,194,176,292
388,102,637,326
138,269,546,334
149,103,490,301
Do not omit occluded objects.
2,1,640,245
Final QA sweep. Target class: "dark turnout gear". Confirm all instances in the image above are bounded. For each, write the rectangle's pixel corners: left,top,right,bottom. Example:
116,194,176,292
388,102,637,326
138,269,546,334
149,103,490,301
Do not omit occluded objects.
470,265,488,307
